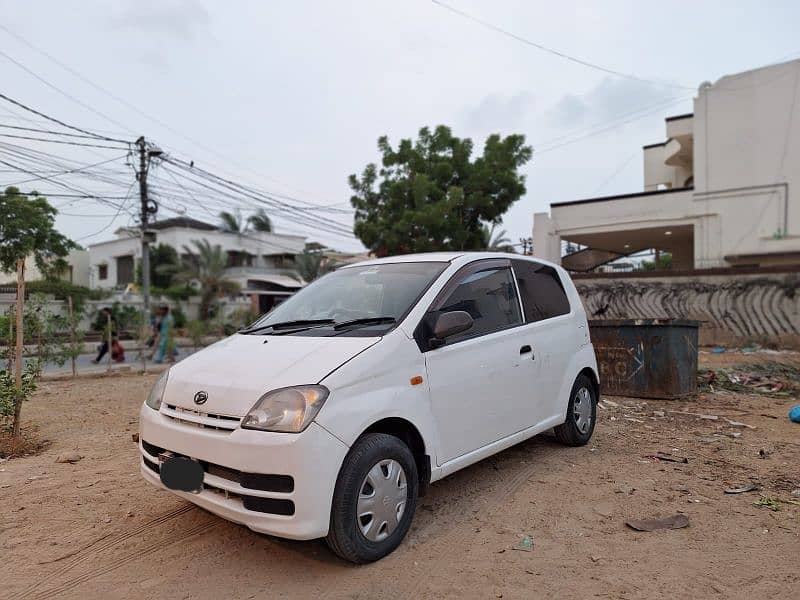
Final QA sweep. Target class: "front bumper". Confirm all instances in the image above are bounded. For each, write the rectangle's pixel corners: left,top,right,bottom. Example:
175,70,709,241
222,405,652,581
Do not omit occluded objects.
138,404,348,540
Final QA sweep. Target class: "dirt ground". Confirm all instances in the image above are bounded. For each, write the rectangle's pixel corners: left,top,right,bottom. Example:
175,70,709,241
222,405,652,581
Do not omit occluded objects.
2,352,799,600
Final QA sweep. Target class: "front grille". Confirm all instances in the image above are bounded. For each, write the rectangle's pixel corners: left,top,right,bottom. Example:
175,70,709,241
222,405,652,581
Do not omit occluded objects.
241,472,294,493
141,439,164,457
143,457,160,474
161,404,242,431
242,497,295,516
141,439,295,515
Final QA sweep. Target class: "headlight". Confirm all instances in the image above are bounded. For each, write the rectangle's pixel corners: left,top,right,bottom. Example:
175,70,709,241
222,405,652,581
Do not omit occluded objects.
146,370,169,410
241,385,329,433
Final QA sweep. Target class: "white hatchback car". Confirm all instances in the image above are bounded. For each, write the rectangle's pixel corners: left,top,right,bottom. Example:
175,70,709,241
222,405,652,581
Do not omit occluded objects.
139,252,598,562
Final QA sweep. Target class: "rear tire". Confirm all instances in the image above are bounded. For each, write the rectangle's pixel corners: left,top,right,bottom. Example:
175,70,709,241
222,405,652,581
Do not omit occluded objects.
326,433,418,563
554,374,597,446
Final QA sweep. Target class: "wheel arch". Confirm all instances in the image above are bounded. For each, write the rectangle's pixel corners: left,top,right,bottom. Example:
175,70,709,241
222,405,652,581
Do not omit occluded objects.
360,417,431,497
578,365,600,401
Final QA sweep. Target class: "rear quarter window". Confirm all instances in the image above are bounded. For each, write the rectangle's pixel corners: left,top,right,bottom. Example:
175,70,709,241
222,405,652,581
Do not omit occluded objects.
512,259,571,323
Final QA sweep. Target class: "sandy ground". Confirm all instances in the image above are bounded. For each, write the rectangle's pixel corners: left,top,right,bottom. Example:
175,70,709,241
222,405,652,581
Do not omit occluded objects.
1,353,799,600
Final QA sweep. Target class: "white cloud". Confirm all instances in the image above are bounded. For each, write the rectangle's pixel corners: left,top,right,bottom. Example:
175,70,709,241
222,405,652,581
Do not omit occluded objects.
111,0,209,42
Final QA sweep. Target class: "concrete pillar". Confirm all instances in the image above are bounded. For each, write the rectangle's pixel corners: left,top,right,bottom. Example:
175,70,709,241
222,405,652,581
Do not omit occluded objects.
533,212,561,264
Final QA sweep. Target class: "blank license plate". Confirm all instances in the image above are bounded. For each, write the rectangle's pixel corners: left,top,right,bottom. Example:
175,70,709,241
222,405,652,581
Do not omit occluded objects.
160,456,204,493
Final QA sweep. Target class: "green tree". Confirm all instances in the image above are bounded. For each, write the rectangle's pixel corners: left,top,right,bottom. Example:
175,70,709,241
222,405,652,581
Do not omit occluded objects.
640,252,672,271
219,209,245,233
247,209,272,233
482,223,514,252
349,126,532,256
219,208,272,234
0,187,76,277
177,239,241,319
293,249,335,283
186,319,208,351
149,243,181,288
0,187,75,437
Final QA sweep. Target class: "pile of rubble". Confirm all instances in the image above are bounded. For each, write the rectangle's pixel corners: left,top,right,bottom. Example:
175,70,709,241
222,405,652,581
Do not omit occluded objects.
697,362,800,396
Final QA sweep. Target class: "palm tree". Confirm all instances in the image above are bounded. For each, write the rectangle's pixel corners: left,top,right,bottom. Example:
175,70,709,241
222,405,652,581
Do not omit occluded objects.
219,209,273,234
482,223,514,252
247,209,272,233
219,210,245,234
294,249,335,283
177,239,241,319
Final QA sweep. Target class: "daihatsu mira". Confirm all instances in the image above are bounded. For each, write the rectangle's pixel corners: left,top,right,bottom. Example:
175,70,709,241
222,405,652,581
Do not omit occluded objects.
139,253,598,563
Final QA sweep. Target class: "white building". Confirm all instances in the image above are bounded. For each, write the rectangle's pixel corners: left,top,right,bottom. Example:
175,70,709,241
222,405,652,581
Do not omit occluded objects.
0,249,89,287
88,217,307,313
534,59,800,271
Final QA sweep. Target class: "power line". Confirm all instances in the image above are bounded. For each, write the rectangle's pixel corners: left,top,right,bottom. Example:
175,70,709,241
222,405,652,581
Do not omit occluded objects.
593,152,638,194
160,158,355,237
0,122,127,140
0,156,129,211
37,193,132,200
431,0,694,90
0,132,130,150
165,157,355,230
74,181,137,242
535,96,691,154
533,95,685,149
0,92,131,143
0,25,330,203
1,154,127,186
0,142,133,190
0,48,138,136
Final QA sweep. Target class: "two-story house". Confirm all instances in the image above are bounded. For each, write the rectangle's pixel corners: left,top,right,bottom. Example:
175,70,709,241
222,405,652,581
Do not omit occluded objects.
534,58,800,271
88,217,307,313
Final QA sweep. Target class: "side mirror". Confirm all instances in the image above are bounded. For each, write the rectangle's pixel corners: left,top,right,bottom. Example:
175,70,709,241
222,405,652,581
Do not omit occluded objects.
430,311,473,348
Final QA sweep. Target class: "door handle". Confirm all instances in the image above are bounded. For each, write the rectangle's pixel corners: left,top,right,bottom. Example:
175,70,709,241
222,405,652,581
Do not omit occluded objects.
519,345,532,356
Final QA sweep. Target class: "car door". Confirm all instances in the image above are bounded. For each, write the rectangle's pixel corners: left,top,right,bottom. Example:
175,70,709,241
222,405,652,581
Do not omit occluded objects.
417,259,530,465
511,259,576,422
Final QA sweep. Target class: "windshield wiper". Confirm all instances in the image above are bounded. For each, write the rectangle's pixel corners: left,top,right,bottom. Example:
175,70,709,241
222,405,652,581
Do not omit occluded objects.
238,319,335,335
333,316,396,331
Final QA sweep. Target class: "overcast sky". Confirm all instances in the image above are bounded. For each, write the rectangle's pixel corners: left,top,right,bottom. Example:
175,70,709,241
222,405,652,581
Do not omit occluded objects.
3,0,800,252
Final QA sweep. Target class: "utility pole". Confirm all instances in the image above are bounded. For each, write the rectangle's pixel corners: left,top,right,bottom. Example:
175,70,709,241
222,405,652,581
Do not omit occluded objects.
136,136,151,313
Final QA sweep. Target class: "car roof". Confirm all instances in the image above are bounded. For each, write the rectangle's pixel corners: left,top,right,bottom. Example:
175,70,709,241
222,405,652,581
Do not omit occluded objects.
342,252,562,271
342,252,465,267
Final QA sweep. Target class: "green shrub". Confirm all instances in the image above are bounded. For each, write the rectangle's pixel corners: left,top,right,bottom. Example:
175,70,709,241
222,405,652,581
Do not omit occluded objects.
0,362,40,419
171,305,187,329
24,280,106,314
186,320,207,349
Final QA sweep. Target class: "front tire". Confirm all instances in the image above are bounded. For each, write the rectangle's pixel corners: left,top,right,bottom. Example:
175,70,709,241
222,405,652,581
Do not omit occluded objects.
554,374,597,446
326,433,418,563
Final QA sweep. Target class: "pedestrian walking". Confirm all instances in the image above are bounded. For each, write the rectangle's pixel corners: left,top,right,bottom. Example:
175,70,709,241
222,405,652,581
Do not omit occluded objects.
153,305,175,363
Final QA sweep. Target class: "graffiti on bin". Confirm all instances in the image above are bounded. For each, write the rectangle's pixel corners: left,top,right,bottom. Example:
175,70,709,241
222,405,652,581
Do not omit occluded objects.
596,342,644,382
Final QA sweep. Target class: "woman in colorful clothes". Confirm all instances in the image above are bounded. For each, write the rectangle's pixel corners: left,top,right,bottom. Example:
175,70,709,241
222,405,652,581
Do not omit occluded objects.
153,305,175,363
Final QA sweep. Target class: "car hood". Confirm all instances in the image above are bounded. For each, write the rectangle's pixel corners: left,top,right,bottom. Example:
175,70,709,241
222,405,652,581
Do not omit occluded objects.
162,333,380,416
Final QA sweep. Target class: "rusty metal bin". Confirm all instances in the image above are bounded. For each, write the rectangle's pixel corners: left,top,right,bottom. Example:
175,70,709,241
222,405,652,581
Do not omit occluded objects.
588,319,700,399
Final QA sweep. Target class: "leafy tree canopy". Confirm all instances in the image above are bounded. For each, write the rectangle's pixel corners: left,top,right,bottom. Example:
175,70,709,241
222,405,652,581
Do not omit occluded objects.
148,243,180,288
349,126,532,256
0,186,76,275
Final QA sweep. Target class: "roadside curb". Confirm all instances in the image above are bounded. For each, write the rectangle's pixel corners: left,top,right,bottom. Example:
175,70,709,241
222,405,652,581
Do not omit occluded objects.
41,364,169,382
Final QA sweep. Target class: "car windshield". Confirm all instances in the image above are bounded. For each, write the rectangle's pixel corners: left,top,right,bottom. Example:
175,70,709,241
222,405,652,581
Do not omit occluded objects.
247,261,448,334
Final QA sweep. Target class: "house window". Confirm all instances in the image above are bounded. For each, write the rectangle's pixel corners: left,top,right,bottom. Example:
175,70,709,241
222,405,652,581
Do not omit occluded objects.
98,264,108,280
116,255,134,285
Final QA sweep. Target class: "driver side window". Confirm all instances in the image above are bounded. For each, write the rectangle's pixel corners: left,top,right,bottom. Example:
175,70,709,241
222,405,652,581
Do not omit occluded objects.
429,267,522,345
